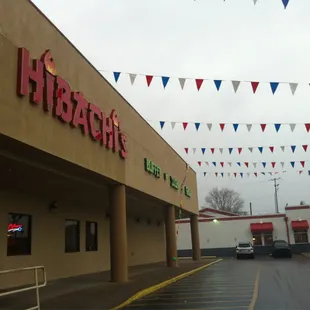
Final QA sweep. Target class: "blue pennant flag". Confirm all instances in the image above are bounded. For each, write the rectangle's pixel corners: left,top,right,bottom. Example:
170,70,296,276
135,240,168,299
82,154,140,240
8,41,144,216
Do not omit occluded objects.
201,148,206,154
237,162,241,167
195,123,201,131
282,0,289,9
212,162,216,167
261,172,266,175
233,124,239,132
258,147,263,154
262,162,267,168
214,80,222,91
308,171,310,175
113,72,121,83
159,121,165,129
240,173,243,178
290,161,295,168
204,172,207,177
270,82,279,94
221,172,224,177
229,148,233,154
291,145,296,153
162,76,170,88
274,124,281,132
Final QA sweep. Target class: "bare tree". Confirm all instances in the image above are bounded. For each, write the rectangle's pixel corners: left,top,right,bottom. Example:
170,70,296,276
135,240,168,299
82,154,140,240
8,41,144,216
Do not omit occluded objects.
205,187,246,215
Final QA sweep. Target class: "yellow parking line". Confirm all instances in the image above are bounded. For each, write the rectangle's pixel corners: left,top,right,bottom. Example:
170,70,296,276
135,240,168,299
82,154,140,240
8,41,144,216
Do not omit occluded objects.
248,266,261,310
177,307,249,310
127,299,252,306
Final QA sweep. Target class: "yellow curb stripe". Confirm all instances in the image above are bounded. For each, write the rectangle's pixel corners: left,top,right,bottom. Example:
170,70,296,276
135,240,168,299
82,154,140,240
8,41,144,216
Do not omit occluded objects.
248,266,261,310
111,258,223,310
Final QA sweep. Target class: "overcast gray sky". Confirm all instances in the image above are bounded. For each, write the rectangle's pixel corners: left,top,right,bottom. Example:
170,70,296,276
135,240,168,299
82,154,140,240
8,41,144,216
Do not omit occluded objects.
32,0,310,214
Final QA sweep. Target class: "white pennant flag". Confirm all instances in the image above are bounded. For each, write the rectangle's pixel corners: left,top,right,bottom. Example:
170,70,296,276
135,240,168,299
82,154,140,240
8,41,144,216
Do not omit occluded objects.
289,83,298,95
219,148,223,154
228,162,232,167
228,172,231,177
289,124,296,132
253,162,257,168
207,123,212,131
248,147,253,153
171,122,176,129
281,162,285,168
179,78,186,90
269,172,273,176
247,172,250,177
205,162,209,166
232,80,240,93
193,148,196,154
246,124,252,132
253,0,258,4
280,146,285,152
129,73,137,85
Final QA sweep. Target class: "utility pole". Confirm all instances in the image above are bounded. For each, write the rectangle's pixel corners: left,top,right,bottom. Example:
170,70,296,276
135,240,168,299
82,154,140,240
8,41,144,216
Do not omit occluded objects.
249,202,253,215
269,178,280,213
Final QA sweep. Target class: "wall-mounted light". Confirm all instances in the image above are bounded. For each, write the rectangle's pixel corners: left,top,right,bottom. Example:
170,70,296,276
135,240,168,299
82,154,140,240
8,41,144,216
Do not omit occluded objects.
213,219,218,223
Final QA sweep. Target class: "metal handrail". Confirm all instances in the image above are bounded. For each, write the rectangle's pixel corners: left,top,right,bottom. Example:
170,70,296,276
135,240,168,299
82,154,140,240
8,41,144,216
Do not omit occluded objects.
0,266,47,310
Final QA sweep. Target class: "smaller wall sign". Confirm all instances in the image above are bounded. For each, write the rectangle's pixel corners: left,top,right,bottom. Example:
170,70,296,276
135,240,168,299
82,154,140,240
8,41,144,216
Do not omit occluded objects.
144,158,161,178
8,224,23,233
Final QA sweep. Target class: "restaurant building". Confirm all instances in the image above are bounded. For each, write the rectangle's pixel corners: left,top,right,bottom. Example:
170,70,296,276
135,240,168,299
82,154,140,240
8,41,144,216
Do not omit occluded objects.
177,205,310,257
0,0,200,289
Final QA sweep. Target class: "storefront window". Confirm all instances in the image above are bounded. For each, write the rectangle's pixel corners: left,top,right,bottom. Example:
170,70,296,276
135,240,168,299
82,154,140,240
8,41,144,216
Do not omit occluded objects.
252,234,262,246
86,221,98,251
7,213,32,256
65,219,80,253
264,233,274,245
294,230,309,243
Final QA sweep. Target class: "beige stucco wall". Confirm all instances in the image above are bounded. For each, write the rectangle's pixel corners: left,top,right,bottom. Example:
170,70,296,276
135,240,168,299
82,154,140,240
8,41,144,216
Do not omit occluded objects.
0,0,198,214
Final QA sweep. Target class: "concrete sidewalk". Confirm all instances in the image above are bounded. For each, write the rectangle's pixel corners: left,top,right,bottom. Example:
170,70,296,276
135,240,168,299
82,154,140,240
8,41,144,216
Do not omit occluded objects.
0,259,215,310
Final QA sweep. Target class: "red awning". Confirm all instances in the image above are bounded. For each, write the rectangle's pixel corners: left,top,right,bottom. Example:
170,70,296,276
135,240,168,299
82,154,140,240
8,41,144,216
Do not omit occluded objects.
250,222,273,233
291,220,309,231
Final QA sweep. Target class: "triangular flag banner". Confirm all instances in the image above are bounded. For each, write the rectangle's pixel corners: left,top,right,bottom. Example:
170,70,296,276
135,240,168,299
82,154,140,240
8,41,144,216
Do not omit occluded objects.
299,170,303,175
258,147,263,154
221,173,224,177
214,80,222,91
212,162,216,167
237,162,241,167
246,124,252,132
291,145,296,153
161,76,170,89
233,124,239,132
219,148,223,154
281,146,285,152
251,81,259,93
113,72,121,83
270,82,279,94
269,172,273,176
262,172,266,175
290,83,298,95
253,0,258,4
179,78,186,90
260,124,267,132
272,162,276,168
182,122,188,130
247,173,250,177
234,173,237,178
229,148,233,154
215,172,218,177
290,161,295,168
269,146,274,153
303,145,308,152
220,162,224,167
204,172,207,177
240,173,243,178
238,148,242,154
146,75,153,87
219,123,225,131
262,162,267,168
171,122,176,129
129,73,137,85
193,148,196,154
228,173,231,177
211,148,215,154
289,124,296,132
232,80,240,93
184,148,188,154
305,124,310,132
274,124,281,132
201,148,206,154
228,162,232,167
253,162,257,168
300,161,305,168
159,121,165,129
205,162,209,166
245,162,249,168
207,123,212,131
195,79,204,91
308,171,310,175
281,162,284,167
198,161,201,166
195,123,200,131
282,0,289,9
254,172,258,177
248,147,253,153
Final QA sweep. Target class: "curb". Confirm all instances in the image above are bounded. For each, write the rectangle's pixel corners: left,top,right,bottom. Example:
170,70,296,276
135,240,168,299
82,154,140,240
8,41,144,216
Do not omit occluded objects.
111,258,223,310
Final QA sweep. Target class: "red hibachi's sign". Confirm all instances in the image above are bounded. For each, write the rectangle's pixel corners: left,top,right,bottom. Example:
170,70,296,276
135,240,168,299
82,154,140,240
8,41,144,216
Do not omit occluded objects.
16,48,128,159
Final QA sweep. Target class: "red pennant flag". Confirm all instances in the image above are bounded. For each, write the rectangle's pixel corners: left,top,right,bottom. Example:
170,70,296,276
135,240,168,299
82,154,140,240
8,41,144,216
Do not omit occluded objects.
260,124,267,132
251,81,259,93
254,172,258,177
219,123,225,131
299,170,303,175
303,145,308,152
271,162,276,168
215,172,218,177
182,122,188,130
220,162,224,167
195,79,204,91
269,146,274,153
184,148,189,154
244,162,249,168
300,161,305,167
211,148,215,154
238,147,242,154
305,123,310,132
198,161,202,166
234,172,237,178
145,75,153,86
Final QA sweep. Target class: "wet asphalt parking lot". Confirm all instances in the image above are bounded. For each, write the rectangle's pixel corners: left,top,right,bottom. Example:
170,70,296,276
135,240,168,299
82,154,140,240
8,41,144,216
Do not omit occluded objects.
123,255,310,310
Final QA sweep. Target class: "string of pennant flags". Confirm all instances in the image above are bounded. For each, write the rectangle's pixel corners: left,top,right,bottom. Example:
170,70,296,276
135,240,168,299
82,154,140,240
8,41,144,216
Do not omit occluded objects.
202,170,309,178
108,71,304,94
197,160,310,169
185,144,309,155
153,121,310,132
206,0,291,9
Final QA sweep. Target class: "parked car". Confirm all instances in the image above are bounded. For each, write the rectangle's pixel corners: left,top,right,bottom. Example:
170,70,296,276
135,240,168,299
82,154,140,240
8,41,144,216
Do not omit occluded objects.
271,240,292,258
236,242,255,259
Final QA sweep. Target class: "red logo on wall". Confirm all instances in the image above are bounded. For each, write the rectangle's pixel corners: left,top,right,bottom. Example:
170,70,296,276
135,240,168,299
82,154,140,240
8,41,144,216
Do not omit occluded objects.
16,48,127,159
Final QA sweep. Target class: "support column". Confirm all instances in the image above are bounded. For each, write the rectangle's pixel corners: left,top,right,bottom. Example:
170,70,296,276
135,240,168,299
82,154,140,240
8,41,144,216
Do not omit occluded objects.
165,205,178,267
190,214,201,261
110,184,128,282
